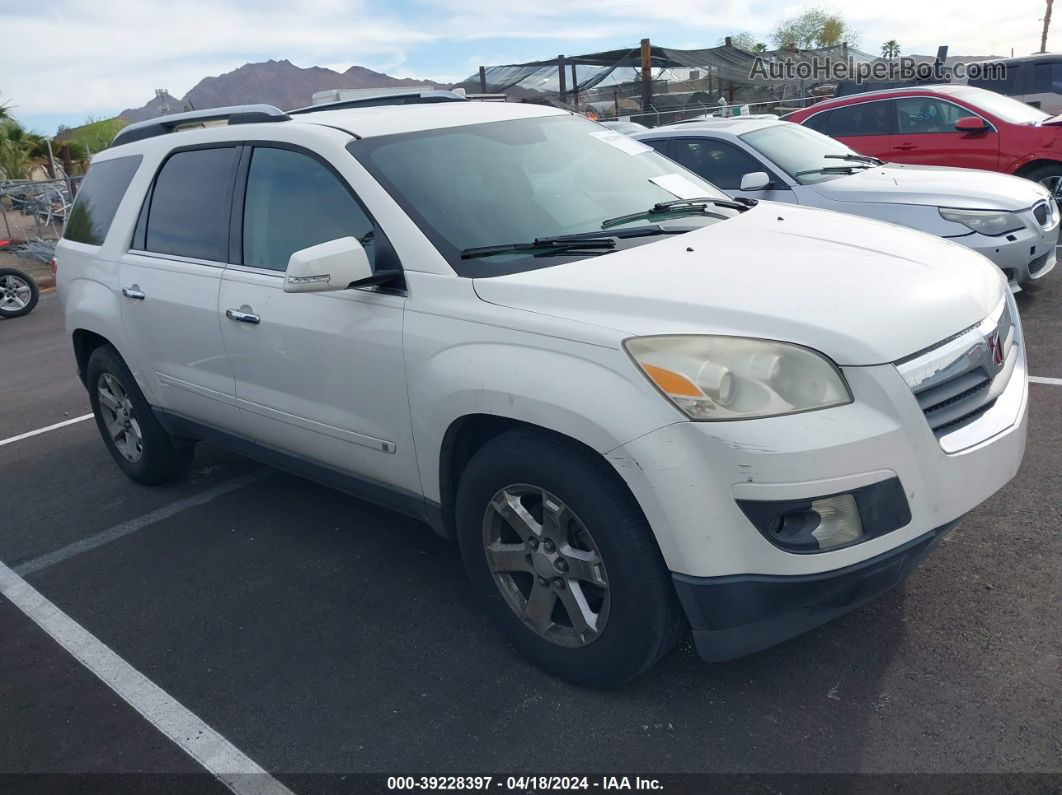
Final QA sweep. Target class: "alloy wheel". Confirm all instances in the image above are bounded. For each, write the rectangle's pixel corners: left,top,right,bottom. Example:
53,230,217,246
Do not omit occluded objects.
1039,175,1062,201
0,274,32,312
97,373,143,463
482,484,610,647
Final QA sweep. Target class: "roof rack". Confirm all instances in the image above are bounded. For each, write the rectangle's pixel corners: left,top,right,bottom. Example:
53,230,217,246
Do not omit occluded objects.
287,90,469,115
111,104,291,148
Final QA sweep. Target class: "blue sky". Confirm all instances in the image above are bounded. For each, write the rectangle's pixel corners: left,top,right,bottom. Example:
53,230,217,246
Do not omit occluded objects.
2,0,1055,135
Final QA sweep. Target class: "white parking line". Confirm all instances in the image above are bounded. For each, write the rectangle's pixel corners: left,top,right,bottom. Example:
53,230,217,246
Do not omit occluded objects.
0,559,293,795
14,472,266,576
1029,375,1062,386
0,414,93,447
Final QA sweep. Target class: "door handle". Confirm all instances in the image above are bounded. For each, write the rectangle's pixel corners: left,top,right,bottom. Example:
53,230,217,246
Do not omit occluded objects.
121,286,145,300
894,143,917,151
226,308,260,325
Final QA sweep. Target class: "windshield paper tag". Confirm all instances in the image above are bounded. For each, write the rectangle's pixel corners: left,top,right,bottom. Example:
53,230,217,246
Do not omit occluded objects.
650,173,710,200
590,130,653,155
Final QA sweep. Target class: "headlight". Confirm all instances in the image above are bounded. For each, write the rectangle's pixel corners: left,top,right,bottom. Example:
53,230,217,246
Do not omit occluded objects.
938,208,1023,236
624,335,852,420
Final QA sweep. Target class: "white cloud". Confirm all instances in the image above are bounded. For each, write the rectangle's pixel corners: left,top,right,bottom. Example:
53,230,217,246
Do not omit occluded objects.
1,0,1056,123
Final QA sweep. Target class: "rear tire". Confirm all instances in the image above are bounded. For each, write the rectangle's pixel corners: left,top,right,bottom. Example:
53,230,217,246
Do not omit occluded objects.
456,428,683,689
0,268,39,318
86,345,194,484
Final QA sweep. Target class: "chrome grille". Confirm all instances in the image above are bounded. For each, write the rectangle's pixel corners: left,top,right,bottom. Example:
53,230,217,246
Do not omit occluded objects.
896,296,1015,439
1033,201,1048,226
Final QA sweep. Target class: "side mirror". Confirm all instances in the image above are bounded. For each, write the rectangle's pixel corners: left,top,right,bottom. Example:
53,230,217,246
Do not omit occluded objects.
955,116,989,132
283,237,373,294
739,171,772,191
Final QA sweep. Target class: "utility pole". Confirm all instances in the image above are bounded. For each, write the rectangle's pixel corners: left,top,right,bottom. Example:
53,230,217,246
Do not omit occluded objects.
640,38,653,112
1042,0,1054,53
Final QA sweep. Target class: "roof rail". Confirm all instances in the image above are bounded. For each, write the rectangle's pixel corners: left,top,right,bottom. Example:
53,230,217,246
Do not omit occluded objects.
111,104,291,148
287,90,469,115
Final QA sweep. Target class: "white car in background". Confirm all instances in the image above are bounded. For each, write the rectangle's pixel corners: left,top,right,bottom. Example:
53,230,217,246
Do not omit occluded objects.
635,118,1059,288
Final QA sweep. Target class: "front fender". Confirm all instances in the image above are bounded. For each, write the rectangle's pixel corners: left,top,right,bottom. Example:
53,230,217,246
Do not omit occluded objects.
405,320,681,504
1005,151,1062,175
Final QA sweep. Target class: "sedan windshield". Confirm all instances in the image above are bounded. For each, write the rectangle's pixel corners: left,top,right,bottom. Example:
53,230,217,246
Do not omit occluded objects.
348,114,734,276
742,123,869,185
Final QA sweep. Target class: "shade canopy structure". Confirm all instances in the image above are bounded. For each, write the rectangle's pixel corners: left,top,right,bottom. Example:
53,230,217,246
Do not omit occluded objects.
455,43,879,119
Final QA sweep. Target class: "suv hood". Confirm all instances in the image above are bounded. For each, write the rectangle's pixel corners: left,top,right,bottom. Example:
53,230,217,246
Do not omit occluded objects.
808,163,1050,210
473,203,1004,365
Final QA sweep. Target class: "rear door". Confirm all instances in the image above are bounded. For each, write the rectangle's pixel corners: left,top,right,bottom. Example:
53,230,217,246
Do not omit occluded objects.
218,144,417,491
119,145,243,431
816,99,895,160
890,96,1000,170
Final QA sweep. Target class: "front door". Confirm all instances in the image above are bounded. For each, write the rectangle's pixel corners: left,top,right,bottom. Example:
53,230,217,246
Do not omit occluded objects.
218,145,417,492
890,97,1000,170
119,145,243,431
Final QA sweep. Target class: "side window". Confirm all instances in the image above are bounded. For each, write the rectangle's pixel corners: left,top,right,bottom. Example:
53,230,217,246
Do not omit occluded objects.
242,147,375,272
896,98,969,134
643,138,671,157
827,101,894,137
668,138,764,190
803,110,832,134
1033,62,1062,94
63,155,142,245
145,147,238,261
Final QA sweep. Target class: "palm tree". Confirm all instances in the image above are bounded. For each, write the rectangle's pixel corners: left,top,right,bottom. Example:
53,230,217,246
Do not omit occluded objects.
1042,0,1054,53
881,40,901,59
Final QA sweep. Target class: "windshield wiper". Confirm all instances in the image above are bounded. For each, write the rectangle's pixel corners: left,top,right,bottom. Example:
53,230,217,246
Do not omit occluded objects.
459,225,683,259
824,153,884,165
794,165,869,177
601,197,747,229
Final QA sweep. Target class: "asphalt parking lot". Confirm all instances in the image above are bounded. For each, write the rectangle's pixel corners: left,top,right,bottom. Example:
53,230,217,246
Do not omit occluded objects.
1,283,1060,792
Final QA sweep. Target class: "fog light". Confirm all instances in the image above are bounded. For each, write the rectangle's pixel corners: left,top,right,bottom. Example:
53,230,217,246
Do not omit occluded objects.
808,494,863,549
737,478,909,554
766,494,864,552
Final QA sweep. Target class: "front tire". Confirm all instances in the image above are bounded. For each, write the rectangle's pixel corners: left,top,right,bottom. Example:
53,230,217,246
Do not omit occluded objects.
1024,163,1062,200
456,428,683,689
86,345,194,484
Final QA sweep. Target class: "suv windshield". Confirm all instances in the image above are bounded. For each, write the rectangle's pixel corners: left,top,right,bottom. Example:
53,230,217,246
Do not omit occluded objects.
741,123,866,184
348,114,735,276
953,86,1050,124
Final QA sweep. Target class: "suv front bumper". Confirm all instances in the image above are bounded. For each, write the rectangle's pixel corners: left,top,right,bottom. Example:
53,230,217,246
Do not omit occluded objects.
672,520,958,661
608,326,1028,661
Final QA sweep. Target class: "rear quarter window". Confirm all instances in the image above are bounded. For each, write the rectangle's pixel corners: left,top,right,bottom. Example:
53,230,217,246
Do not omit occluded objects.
63,155,142,245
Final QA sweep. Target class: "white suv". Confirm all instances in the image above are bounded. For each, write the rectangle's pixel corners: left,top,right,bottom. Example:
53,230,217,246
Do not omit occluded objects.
57,94,1028,688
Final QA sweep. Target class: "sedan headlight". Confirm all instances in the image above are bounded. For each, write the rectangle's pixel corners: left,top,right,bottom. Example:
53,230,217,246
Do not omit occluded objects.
938,208,1024,236
624,335,852,420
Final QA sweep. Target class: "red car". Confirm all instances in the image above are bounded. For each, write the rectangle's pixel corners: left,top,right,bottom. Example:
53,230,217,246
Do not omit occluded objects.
785,84,1062,195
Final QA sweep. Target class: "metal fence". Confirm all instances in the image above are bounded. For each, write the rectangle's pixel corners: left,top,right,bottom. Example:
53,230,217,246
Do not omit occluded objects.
0,176,82,243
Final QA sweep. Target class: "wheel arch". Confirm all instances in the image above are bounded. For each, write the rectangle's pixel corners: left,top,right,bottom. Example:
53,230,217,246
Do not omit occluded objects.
435,413,664,547
1010,156,1062,178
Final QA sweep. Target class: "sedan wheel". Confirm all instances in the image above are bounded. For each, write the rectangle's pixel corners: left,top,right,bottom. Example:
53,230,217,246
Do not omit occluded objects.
1039,174,1062,201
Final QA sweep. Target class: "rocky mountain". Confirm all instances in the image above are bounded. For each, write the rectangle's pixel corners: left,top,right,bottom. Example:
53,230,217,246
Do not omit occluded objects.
120,59,444,121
